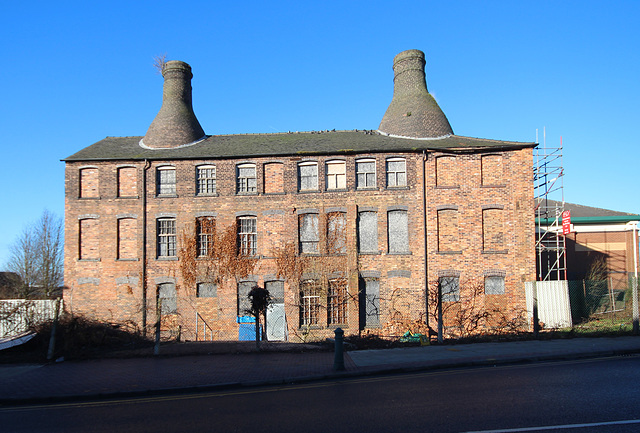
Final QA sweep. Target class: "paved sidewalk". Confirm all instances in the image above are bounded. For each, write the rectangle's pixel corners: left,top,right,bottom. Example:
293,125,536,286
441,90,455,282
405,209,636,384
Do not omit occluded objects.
2,336,640,405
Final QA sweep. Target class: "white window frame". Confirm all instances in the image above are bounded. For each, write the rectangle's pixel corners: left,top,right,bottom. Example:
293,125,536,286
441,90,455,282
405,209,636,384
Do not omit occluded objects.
157,218,176,257
325,160,346,190
386,157,407,188
237,216,257,256
237,163,257,194
356,158,376,189
196,165,217,196
157,166,176,196
298,161,318,191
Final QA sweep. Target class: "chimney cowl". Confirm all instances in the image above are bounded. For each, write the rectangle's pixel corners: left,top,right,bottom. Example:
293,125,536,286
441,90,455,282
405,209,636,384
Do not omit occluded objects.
141,60,206,149
378,49,453,139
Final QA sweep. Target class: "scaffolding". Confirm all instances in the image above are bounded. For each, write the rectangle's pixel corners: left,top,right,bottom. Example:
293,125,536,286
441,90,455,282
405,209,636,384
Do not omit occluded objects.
534,129,567,281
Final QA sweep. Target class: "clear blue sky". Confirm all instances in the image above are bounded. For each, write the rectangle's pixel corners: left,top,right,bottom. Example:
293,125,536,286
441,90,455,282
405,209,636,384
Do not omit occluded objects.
1,1,638,268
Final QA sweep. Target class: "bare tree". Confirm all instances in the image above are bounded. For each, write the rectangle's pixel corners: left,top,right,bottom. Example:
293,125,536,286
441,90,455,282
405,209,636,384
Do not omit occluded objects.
7,210,64,298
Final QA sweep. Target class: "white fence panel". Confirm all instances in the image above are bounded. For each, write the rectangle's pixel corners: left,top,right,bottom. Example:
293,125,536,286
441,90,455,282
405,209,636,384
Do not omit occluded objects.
525,281,572,329
0,299,62,338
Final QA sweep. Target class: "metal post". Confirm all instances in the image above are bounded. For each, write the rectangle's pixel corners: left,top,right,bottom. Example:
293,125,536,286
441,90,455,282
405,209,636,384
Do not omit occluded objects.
532,281,539,337
154,298,161,356
195,312,199,342
632,222,639,335
333,328,345,371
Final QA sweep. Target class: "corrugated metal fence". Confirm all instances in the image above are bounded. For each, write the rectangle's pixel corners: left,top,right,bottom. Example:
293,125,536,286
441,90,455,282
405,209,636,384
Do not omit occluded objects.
0,299,62,338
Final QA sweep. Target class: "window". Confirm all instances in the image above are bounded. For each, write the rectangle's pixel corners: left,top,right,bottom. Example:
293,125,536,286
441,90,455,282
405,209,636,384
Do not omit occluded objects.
300,280,320,326
197,282,217,298
157,283,177,314
196,165,216,195
386,158,406,188
237,163,257,193
117,218,137,259
299,213,319,254
237,217,257,256
356,159,376,189
440,276,460,302
357,211,378,253
79,218,99,260
326,160,346,190
387,209,409,253
362,278,380,327
437,208,459,252
237,281,254,316
327,212,346,254
79,167,99,198
157,218,176,257
483,208,505,251
117,166,137,197
328,278,347,325
157,166,176,196
263,162,284,194
196,217,215,257
485,276,505,295
298,161,318,191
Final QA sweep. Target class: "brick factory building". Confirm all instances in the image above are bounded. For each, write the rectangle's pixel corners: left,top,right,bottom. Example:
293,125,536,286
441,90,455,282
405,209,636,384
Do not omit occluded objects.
63,50,537,341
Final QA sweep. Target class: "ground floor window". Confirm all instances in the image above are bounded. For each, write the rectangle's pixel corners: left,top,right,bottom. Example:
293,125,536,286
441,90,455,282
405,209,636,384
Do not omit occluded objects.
328,278,347,325
299,280,321,327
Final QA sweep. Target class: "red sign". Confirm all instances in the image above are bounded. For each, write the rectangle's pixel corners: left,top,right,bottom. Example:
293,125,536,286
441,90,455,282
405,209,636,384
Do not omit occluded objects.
562,210,571,235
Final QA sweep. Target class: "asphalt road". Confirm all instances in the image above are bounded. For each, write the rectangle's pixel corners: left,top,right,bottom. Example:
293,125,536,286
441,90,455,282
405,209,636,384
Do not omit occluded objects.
2,355,640,433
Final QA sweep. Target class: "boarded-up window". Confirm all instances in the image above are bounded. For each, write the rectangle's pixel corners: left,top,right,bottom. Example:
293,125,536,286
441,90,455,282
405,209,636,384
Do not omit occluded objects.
388,210,409,254
197,282,217,298
327,212,346,254
79,168,99,198
356,159,376,189
363,278,380,327
440,276,460,302
437,209,459,251
299,280,320,326
265,280,284,303
117,218,137,259
386,158,407,188
117,166,137,197
298,162,318,191
326,160,346,190
157,283,177,314
238,281,254,317
156,167,176,196
196,165,217,195
299,213,319,254
436,156,458,187
485,276,505,295
263,162,284,194
328,278,347,325
79,218,99,259
357,211,378,253
483,208,505,250
482,154,503,186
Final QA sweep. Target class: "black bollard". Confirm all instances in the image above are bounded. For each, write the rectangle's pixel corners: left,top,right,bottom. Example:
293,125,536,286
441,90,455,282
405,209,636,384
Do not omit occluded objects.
333,327,345,371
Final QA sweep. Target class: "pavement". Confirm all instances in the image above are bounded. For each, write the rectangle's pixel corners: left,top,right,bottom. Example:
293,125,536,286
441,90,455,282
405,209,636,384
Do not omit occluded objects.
2,336,640,406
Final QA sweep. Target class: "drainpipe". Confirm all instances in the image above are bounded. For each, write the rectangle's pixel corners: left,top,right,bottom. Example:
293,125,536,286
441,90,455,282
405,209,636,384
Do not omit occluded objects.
632,221,639,334
422,150,430,332
142,159,151,336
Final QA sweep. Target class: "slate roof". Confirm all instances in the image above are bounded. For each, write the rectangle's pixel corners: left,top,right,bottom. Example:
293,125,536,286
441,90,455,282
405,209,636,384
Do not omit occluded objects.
63,130,535,162
547,200,638,218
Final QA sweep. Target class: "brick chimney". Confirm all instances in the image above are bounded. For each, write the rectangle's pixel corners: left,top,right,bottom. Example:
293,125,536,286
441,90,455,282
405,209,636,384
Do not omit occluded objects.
141,61,205,149
378,50,453,138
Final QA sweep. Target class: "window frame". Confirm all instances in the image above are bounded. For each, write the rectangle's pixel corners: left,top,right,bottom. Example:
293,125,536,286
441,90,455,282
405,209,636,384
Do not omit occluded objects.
327,278,347,325
196,164,217,196
299,279,321,327
386,157,407,188
156,166,176,196
326,211,347,255
440,276,460,302
236,163,257,194
357,211,378,254
298,212,319,254
157,218,177,258
237,216,257,256
325,160,347,191
387,209,409,254
356,158,377,189
485,275,505,295
298,161,319,192
196,216,216,257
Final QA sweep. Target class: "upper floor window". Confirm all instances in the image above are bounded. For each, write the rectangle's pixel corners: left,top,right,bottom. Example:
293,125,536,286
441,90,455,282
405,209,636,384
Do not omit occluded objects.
299,213,319,254
196,165,217,195
196,217,216,257
327,212,347,254
386,158,406,188
263,162,284,194
237,163,257,194
356,159,376,189
237,216,257,256
298,161,318,191
388,209,409,254
357,211,378,254
79,167,99,198
157,218,176,257
326,160,346,190
157,166,176,196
